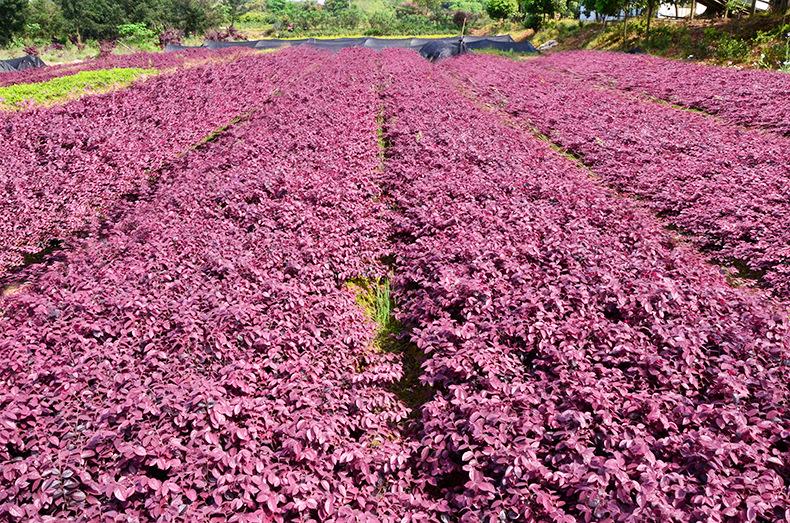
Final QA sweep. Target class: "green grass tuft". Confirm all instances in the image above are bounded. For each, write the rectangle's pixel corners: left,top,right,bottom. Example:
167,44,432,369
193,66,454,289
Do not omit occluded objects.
347,277,393,347
375,106,389,168
346,276,431,412
0,67,155,109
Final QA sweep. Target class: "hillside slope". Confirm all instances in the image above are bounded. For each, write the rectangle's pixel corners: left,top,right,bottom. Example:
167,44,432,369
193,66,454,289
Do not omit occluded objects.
533,13,789,70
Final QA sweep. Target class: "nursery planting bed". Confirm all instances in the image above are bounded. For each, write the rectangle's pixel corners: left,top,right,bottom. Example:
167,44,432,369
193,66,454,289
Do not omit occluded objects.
445,54,790,303
539,50,790,136
0,48,787,521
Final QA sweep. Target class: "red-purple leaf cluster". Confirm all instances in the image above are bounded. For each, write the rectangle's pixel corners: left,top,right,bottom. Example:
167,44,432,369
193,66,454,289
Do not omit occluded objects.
1,48,788,521
0,49,431,520
0,52,279,278
380,49,788,521
540,50,790,136
446,54,790,303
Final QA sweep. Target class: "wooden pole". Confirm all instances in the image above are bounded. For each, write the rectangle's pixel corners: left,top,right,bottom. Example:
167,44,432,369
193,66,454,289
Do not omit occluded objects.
690,0,696,19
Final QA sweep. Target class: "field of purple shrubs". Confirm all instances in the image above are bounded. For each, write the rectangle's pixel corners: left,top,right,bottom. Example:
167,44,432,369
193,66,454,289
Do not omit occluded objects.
0,48,787,521
445,54,790,303
539,50,790,137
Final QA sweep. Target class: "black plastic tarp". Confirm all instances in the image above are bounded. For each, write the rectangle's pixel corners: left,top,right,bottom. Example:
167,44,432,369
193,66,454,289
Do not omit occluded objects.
307,38,366,50
419,40,466,62
167,35,538,59
254,39,309,49
205,39,262,49
362,38,420,49
465,39,538,52
0,55,47,73
164,43,203,52
460,35,515,43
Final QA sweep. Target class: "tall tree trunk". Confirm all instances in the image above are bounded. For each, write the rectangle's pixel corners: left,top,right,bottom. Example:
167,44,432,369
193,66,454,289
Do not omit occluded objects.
646,0,654,38
690,0,696,19
751,0,757,14
623,8,628,45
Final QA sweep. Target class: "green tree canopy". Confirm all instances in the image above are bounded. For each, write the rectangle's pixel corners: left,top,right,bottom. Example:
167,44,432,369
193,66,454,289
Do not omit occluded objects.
0,0,27,46
486,0,518,18
25,0,68,42
324,0,351,13
224,0,251,26
58,0,127,40
168,0,223,35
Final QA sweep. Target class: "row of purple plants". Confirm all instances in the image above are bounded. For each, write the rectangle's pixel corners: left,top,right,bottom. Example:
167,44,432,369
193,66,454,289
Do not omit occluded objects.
379,49,788,521
445,54,790,303
1,47,788,521
0,51,281,280
0,48,251,88
0,48,432,520
539,51,790,136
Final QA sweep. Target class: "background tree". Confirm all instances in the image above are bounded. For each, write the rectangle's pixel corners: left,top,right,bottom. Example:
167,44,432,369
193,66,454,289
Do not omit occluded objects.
0,0,27,46
599,0,624,17
266,0,287,13
58,0,124,41
452,9,471,27
415,0,444,15
523,0,563,22
564,0,581,16
168,0,223,35
448,0,487,14
224,0,252,27
117,22,158,49
643,0,659,37
25,0,68,42
588,0,622,25
486,0,518,19
324,0,350,13
116,0,170,27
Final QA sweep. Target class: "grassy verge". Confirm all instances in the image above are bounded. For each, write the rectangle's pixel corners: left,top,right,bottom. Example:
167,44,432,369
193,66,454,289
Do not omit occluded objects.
0,67,155,109
0,42,100,65
533,14,790,70
472,48,539,59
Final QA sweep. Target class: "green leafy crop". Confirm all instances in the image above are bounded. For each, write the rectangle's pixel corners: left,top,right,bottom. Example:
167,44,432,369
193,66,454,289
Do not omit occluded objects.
0,67,155,109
